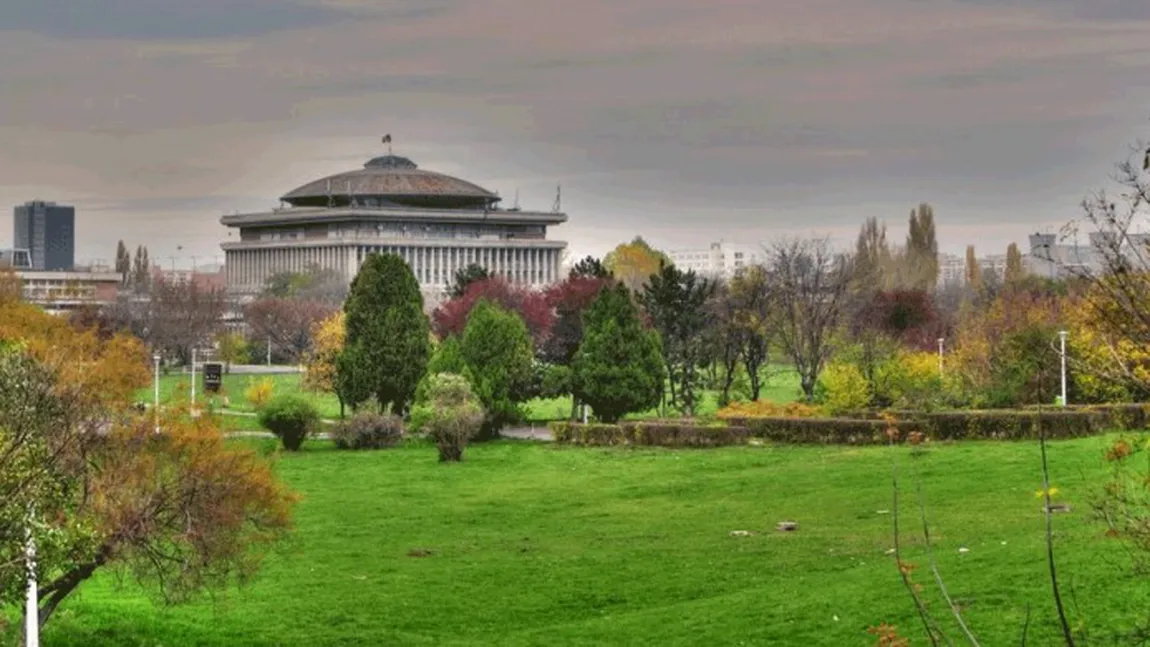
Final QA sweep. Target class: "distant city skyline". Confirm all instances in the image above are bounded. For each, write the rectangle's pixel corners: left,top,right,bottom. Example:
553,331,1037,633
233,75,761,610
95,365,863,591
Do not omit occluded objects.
2,0,1149,268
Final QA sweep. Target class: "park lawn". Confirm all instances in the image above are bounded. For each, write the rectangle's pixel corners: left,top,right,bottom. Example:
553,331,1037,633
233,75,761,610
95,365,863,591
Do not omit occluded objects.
26,435,1150,646
143,365,805,424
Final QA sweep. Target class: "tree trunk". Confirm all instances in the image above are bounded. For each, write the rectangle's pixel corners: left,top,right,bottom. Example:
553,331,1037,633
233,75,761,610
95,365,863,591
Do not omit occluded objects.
33,544,112,631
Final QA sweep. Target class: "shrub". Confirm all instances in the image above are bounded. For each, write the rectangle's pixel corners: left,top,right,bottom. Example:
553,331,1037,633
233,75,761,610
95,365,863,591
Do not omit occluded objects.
729,416,918,445
257,394,319,451
331,411,404,450
411,373,485,462
716,400,821,419
245,377,275,410
550,420,750,447
876,351,945,411
817,363,871,415
918,410,1104,440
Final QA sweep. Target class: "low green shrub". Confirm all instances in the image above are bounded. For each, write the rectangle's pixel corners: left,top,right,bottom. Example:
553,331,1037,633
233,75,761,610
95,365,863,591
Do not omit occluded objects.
411,373,485,462
331,412,404,450
258,395,319,451
1022,403,1150,431
725,416,917,445
549,421,749,447
918,410,1104,440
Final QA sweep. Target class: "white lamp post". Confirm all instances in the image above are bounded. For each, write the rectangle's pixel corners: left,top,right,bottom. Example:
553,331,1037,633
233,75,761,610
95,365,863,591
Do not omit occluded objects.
190,348,197,407
24,505,38,647
153,354,161,434
1059,330,1068,407
937,337,945,376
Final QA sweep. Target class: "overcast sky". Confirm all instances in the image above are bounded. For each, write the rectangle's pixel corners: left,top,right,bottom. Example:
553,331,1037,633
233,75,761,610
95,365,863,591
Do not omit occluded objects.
2,0,1150,268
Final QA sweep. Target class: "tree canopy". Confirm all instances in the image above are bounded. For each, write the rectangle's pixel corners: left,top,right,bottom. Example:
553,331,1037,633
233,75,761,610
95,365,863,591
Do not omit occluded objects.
337,253,431,414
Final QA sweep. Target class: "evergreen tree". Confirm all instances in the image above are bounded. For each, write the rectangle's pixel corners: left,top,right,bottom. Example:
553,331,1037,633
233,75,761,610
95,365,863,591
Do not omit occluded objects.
1005,242,1024,284
336,253,431,414
640,262,714,415
449,263,491,299
573,283,665,423
459,300,535,439
905,203,939,290
569,255,609,279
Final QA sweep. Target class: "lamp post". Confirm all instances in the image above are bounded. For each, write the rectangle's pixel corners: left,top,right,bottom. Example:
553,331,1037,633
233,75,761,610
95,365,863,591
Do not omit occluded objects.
153,354,161,434
937,337,945,376
266,335,272,366
190,348,197,407
1059,330,1068,407
24,505,38,647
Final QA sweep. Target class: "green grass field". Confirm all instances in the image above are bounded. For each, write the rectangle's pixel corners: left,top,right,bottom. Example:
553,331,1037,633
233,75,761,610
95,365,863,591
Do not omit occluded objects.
25,435,1150,646
142,366,806,422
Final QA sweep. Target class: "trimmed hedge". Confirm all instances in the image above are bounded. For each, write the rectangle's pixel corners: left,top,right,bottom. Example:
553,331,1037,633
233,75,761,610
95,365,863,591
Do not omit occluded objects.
550,421,749,447
553,409,1122,448
723,416,919,445
916,410,1104,440
1022,403,1150,431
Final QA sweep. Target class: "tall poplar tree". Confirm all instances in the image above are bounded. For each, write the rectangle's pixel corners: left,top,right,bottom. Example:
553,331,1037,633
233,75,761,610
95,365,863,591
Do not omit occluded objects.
336,253,431,414
905,203,939,290
1005,242,1024,284
965,245,982,288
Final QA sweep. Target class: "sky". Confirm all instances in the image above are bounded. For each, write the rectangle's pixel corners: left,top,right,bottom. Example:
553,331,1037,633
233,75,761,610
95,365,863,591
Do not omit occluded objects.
2,0,1150,269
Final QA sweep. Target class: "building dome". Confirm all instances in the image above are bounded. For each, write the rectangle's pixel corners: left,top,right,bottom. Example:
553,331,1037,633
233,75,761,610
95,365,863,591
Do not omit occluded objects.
280,155,500,209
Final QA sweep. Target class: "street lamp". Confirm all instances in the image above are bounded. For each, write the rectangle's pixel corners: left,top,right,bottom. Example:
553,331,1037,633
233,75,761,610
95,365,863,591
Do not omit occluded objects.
24,504,38,647
937,337,945,376
153,354,161,434
1058,330,1068,407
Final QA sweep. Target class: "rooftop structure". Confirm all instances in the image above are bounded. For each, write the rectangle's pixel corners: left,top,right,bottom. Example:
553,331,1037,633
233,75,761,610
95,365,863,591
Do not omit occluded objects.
220,144,567,303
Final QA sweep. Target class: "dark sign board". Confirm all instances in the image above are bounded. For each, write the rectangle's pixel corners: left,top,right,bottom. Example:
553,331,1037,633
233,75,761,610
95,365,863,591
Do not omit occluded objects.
203,362,223,393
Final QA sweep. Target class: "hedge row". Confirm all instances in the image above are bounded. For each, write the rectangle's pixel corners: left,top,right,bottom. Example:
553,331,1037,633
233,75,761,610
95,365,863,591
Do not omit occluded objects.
553,407,1128,448
549,421,750,447
1021,403,1150,431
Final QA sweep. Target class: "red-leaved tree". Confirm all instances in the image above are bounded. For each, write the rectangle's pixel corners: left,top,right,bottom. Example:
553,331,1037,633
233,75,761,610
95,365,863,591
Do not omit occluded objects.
431,277,554,348
540,276,614,365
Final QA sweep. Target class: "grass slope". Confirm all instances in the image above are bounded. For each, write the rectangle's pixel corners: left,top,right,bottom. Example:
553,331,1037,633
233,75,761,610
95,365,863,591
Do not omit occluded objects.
28,436,1150,646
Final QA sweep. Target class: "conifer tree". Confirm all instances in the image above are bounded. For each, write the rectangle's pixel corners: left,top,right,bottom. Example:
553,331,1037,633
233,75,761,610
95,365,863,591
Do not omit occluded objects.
458,300,535,438
336,253,431,414
572,283,665,423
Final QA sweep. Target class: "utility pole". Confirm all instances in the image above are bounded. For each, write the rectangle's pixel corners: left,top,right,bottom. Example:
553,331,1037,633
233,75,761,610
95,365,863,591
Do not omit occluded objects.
937,338,945,376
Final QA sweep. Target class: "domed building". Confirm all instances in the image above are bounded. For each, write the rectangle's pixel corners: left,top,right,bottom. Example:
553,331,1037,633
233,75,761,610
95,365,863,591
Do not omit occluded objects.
220,147,568,302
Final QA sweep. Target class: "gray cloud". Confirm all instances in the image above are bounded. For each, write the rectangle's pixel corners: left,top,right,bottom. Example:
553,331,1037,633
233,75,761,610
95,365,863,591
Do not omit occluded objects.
0,0,351,40
2,0,1150,266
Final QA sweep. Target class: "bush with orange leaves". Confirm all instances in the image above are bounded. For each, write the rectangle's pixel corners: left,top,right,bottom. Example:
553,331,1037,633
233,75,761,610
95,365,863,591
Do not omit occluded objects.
716,399,822,420
1096,435,1150,566
0,300,296,630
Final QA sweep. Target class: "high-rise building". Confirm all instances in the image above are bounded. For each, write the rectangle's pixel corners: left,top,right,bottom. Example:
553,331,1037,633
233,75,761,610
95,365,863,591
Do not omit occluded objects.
13,201,75,271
